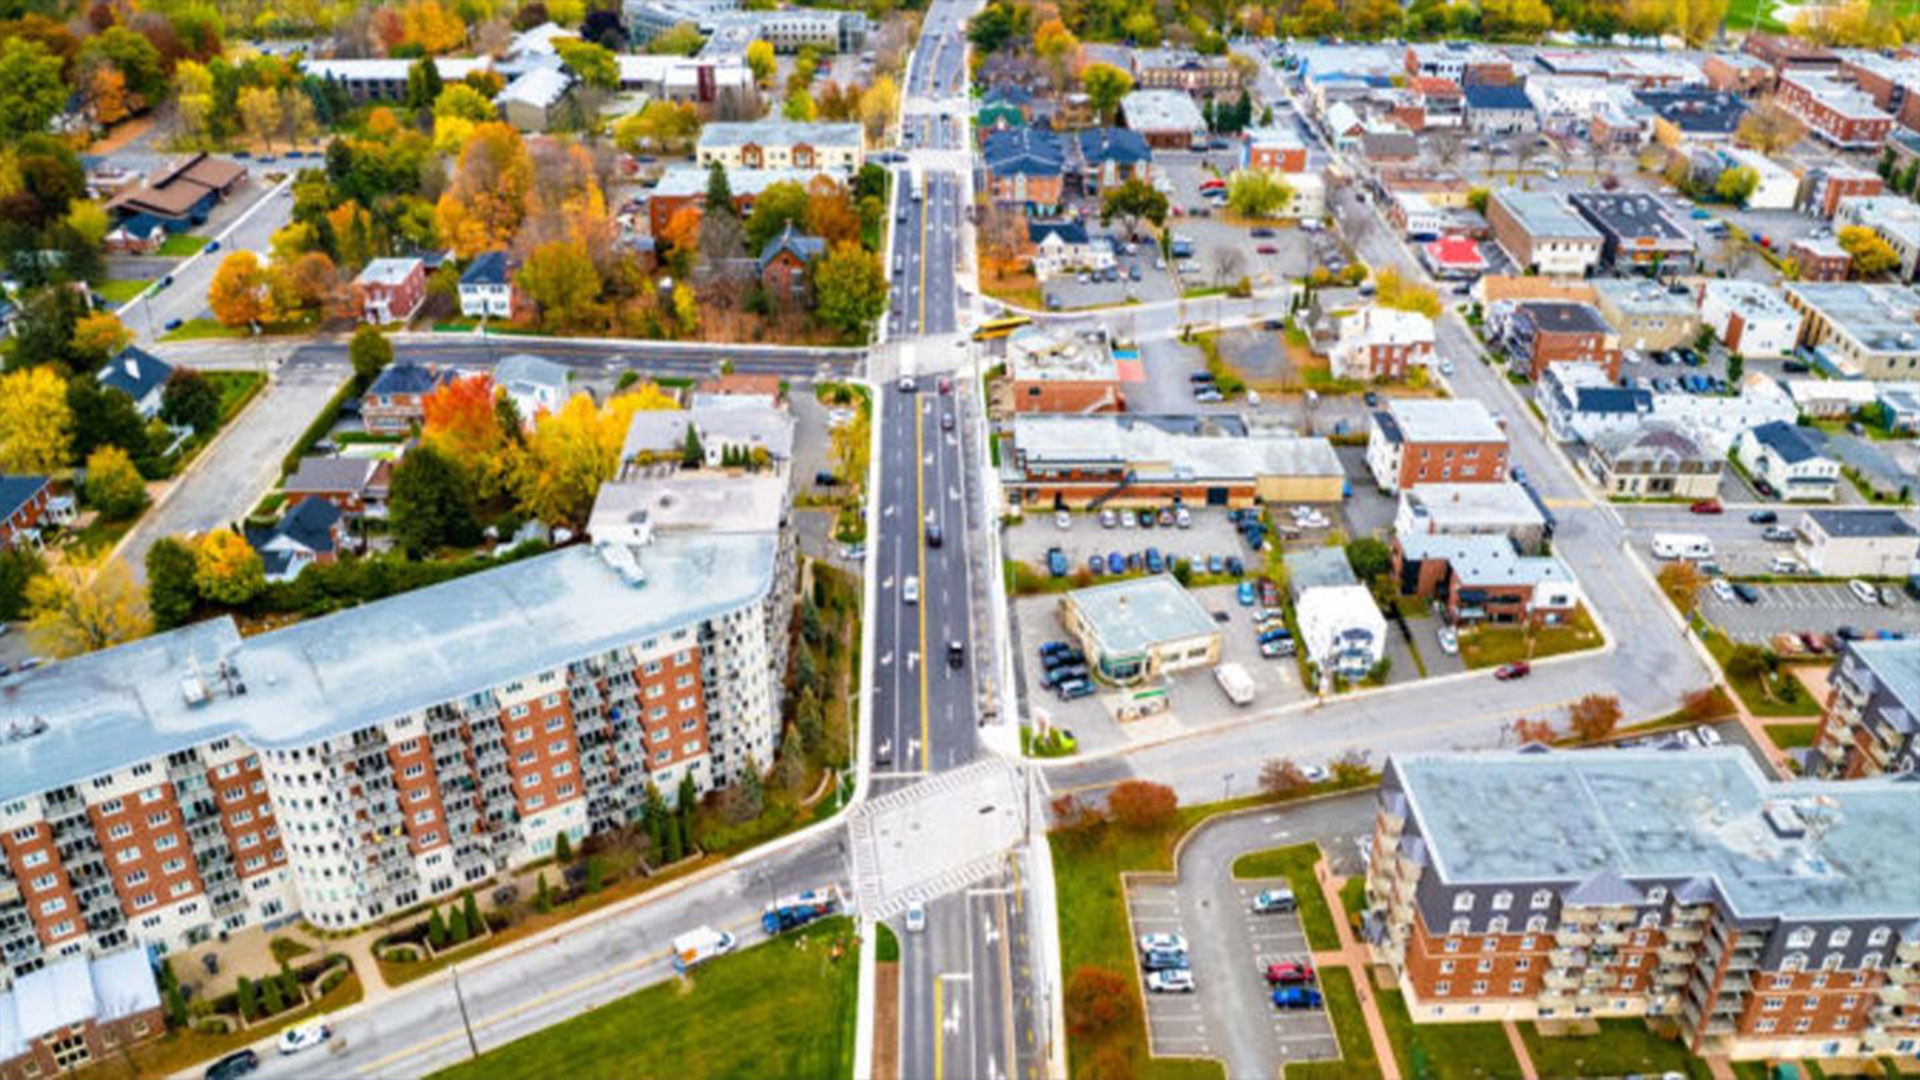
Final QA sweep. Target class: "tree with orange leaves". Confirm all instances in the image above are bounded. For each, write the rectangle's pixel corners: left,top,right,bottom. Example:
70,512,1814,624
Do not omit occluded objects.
71,312,132,363
421,373,521,497
435,122,533,258
208,251,273,328
511,387,677,527
803,178,861,250
86,63,128,126
659,204,701,278
400,0,466,54
273,251,340,315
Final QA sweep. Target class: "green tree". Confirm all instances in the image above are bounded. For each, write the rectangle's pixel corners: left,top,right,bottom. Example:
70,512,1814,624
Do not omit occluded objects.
0,39,65,139
681,422,704,467
447,906,469,944
742,181,811,253
388,444,481,557
80,28,165,104
145,538,199,630
0,547,45,623
405,56,443,112
554,828,574,863
556,39,618,90
428,907,449,948
160,368,223,434
1727,353,1744,383
67,377,149,471
1714,165,1759,205
1226,170,1295,218
462,889,481,935
349,325,394,390
84,445,147,519
648,21,705,55
260,973,285,1016
1081,62,1133,124
812,243,888,339
705,159,735,217
1345,537,1392,580
236,976,258,1020
1099,178,1169,238
164,984,188,1029
534,872,551,913
584,855,604,893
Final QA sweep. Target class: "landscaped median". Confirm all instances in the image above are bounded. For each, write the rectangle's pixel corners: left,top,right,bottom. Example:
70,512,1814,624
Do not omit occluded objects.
425,917,862,1080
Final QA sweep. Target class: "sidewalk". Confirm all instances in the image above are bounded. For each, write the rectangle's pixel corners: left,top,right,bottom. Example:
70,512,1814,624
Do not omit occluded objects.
1503,1020,1540,1080
1311,862,1401,1080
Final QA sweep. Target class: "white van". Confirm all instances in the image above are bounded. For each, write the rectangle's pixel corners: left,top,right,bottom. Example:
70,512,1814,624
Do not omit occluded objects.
1652,533,1714,560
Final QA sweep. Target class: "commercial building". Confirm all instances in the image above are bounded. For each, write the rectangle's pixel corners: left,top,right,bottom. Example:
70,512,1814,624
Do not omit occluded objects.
645,165,831,236
1486,191,1603,277
1405,42,1513,86
1782,283,1920,380
1567,192,1695,274
1005,414,1344,509
1788,379,1881,420
1794,509,1920,578
302,57,493,103
1241,126,1309,174
1585,425,1723,500
1810,640,1920,780
0,950,162,1076
1366,747,1920,1061
982,128,1065,208
1131,48,1244,93
1395,483,1551,554
494,66,573,132
1788,237,1853,282
620,396,793,473
1638,88,1748,147
1392,532,1580,627
695,121,863,173
1737,422,1840,502
1802,165,1884,219
103,154,247,228
1366,400,1510,493
1058,575,1219,686
1702,53,1775,96
1835,197,1920,282
1590,278,1701,352
1330,306,1436,381
1504,301,1624,383
1648,375,1799,458
1004,327,1123,414
1778,73,1894,149
1463,84,1536,134
1700,281,1805,359
1121,90,1207,149
1742,32,1841,75
1422,235,1490,279
1295,585,1388,681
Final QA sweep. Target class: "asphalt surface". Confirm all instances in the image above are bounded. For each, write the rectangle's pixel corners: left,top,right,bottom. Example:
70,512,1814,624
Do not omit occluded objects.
119,176,295,345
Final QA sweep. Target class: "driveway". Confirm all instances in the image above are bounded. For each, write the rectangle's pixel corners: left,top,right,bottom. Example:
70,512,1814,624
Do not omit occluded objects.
113,359,350,581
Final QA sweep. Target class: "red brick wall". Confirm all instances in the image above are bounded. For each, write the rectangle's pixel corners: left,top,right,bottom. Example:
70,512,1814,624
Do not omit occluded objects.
1396,439,1509,486
4,820,83,949
1529,332,1623,381
1008,379,1123,413
388,737,451,857
1248,146,1307,173
95,784,202,923
1738,967,1878,1037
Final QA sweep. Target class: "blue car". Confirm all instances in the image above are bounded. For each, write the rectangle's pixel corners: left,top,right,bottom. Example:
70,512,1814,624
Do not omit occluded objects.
1145,548,1164,573
1088,554,1105,576
1259,627,1293,644
1273,986,1324,1009
1208,554,1225,575
1107,551,1125,575
1238,582,1255,605
1226,556,1245,577
1125,552,1142,572
1047,548,1069,578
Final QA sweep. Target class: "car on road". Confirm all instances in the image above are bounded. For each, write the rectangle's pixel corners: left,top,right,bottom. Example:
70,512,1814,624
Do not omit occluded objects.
941,411,954,432
948,641,964,668
1436,626,1458,655
906,901,926,932
205,1049,260,1080
1139,932,1189,954
277,1023,332,1055
1272,986,1324,1009
1689,499,1723,515
1252,888,1297,913
926,522,942,547
898,376,915,392
1255,244,1278,255
938,375,951,394
1146,969,1196,993
1762,526,1795,542
1141,948,1190,971
1264,961,1316,985
164,318,183,331
1748,509,1778,524
1494,661,1531,681
902,576,919,604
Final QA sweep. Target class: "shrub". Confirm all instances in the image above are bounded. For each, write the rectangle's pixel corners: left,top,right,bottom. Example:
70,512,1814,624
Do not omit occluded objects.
448,907,470,945
1065,966,1136,1036
1259,758,1309,797
1106,780,1177,830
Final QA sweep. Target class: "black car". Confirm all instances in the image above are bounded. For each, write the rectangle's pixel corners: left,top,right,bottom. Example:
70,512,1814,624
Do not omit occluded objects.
948,641,965,668
1731,583,1761,604
206,1049,260,1080
1748,509,1778,524
926,522,942,547
1363,391,1380,406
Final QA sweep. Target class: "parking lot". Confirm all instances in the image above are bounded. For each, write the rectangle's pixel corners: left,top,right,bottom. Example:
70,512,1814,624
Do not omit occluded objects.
1697,581,1916,646
1127,881,1214,1059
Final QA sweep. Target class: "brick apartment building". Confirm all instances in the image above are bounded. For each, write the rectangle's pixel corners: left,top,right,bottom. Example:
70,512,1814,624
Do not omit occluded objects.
1801,165,1884,219
1702,54,1775,96
0,950,162,1080
1365,400,1510,493
1742,32,1841,76
1505,301,1624,382
1810,640,1920,780
1486,191,1603,277
1778,73,1894,149
1005,326,1124,414
1392,533,1580,627
1367,748,1920,1062
0,475,794,984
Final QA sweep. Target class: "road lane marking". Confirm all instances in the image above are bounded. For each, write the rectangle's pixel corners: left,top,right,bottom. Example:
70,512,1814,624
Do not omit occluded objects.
916,399,931,769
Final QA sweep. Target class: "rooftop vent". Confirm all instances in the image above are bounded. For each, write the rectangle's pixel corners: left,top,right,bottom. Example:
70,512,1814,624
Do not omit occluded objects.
1763,802,1806,838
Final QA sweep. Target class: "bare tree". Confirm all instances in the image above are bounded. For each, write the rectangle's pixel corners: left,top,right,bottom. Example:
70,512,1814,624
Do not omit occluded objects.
1208,245,1247,287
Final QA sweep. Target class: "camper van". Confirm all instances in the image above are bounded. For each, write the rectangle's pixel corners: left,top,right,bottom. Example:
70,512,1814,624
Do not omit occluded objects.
1651,533,1715,561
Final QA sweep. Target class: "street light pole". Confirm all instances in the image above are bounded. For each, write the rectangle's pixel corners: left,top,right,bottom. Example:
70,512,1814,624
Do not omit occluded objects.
451,965,479,1061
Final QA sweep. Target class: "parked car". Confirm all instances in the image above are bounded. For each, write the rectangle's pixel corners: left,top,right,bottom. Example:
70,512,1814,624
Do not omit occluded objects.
1108,552,1125,574
1100,509,1118,528
1252,888,1297,913
1139,933,1189,954
1711,579,1736,603
1058,679,1095,700
1238,581,1255,605
277,1024,332,1056
1436,626,1458,655
1849,579,1879,605
1047,547,1069,578
1264,961,1316,985
1146,969,1196,993
1762,526,1795,543
1146,548,1165,573
1175,507,1192,529
1690,499,1723,514
1732,583,1761,605
1494,661,1531,681
1208,554,1225,575
1088,554,1105,576
1142,948,1190,971
1272,986,1324,1009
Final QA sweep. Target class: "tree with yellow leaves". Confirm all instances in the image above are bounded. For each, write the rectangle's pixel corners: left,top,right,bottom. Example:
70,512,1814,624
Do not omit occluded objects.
1032,19,1080,88
402,0,468,54
26,562,151,659
209,251,274,328
513,388,677,527
238,86,282,152
1373,268,1442,319
517,241,606,333
194,529,265,606
435,122,534,258
0,366,71,474
857,76,899,146
746,40,775,85
71,312,132,363
1736,100,1806,155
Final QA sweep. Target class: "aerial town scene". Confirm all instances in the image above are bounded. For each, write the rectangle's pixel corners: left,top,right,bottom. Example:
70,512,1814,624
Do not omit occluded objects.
2,0,1920,1077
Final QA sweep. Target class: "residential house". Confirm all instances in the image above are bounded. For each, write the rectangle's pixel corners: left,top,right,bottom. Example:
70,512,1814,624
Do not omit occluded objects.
0,951,162,1080
1408,77,1466,127
1585,424,1723,499
644,165,830,236
1396,482,1551,554
1778,72,1893,149
1462,84,1535,134
1590,278,1701,352
1393,532,1580,627
696,121,864,173
0,475,51,549
1567,192,1695,274
1486,191,1603,277
758,222,825,305
1366,400,1510,492
282,456,390,518
1027,219,1114,280
362,362,459,436
103,214,167,254
1005,414,1344,509
1536,361,1652,443
1331,306,1436,381
1737,421,1841,501
1699,280,1804,358
458,251,517,320
1295,584,1388,682
1005,326,1123,414
1071,128,1152,195
1322,101,1367,151
1505,300,1623,382
1121,90,1206,149
493,353,573,422
1810,639,1920,779
621,396,795,473
248,498,346,582
982,127,1065,208
1794,508,1920,577
494,66,573,132
354,258,427,324
1800,164,1883,218
96,346,173,420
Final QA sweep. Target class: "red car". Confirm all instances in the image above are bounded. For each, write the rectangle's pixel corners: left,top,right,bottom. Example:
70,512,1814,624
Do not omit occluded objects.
1689,499,1723,515
938,375,952,395
1494,661,1532,681
1265,961,1316,985
1255,244,1278,255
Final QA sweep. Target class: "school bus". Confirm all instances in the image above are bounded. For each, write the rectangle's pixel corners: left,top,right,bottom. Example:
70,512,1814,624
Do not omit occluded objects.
972,315,1032,340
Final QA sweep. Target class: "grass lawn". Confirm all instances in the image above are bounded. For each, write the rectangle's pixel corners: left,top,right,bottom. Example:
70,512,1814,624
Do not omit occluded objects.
63,513,138,561
1284,967,1381,1080
426,917,861,1080
93,278,153,304
1766,722,1820,750
1375,987,1518,1080
159,313,320,342
1519,1019,1707,1078
206,371,267,422
157,234,211,257
1231,844,1340,951
1338,876,1367,929
1699,623,1823,718
1459,606,1604,669
1724,0,1787,33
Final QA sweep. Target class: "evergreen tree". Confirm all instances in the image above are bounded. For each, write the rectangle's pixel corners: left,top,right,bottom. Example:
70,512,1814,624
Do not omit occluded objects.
706,160,735,216
237,976,258,1021
676,773,697,853
278,960,298,1005
260,974,285,1016
681,423,704,467
462,889,482,935
554,829,573,864
666,819,684,862
428,907,449,948
645,782,668,855
448,907,469,944
165,985,188,1029
534,872,552,913
584,856,604,893
405,57,443,112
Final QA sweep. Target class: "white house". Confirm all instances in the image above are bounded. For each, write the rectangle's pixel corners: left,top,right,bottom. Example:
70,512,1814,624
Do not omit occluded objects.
1716,147,1798,210
1330,306,1436,381
1736,421,1840,501
96,346,174,420
493,353,574,422
1536,362,1651,444
1699,280,1804,359
1785,378,1879,419
458,251,515,319
1795,508,1920,577
1648,373,1798,457
1390,192,1450,239
1027,219,1114,280
1295,584,1388,684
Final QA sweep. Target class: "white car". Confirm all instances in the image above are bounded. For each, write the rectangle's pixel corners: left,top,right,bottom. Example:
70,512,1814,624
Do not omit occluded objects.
905,901,927,933
1055,510,1072,530
1711,579,1736,603
902,576,919,604
1138,932,1189,954
1436,626,1458,655
1120,511,1135,528
1849,579,1879,605
1100,509,1118,528
1146,969,1195,993
1301,764,1329,783
1770,556,1802,575
278,1023,333,1055
1695,725,1723,746
1174,507,1192,528
1438,359,1454,376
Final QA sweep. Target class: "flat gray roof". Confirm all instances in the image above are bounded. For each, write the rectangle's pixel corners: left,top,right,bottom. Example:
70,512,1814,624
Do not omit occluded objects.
1847,640,1920,712
1121,89,1206,133
0,542,774,803
1394,748,1920,920
1787,282,1920,355
1402,482,1546,530
698,120,862,149
1066,575,1217,657
1395,533,1573,587
1492,191,1602,241
1382,399,1507,444
1012,414,1342,482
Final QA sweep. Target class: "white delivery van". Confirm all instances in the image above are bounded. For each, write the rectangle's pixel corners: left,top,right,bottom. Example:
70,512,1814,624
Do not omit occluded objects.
1651,533,1715,560
672,927,736,973
1214,662,1256,706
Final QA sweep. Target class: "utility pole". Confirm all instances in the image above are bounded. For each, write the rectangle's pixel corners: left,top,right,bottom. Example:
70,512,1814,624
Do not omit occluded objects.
451,965,479,1060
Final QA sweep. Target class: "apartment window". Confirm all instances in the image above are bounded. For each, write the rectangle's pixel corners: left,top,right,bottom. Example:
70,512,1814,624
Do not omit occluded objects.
675,649,692,665
1869,926,1892,947
650,706,669,721
1862,952,1882,971
678,695,698,711
1509,979,1526,995
547,739,568,755
1843,994,1858,1009
412,810,435,826
38,897,66,916
1639,912,1661,929
1439,960,1455,974
550,762,573,779
655,750,670,764
107,822,133,840
1784,953,1807,972
101,798,125,815
133,892,156,909
520,774,539,790
404,762,427,778
1828,927,1852,948
676,673,694,689
646,684,665,699
169,880,192,897
1434,980,1451,996
1476,958,1493,973
544,715,566,733
1444,937,1462,952
140,787,164,804
1772,975,1793,989
114,847,141,865
1763,997,1785,1012
1520,936,1536,950
512,728,533,745
1621,975,1636,990
1488,917,1508,935
1625,954,1642,968
653,728,669,743
542,693,560,708
1453,892,1475,912
420,831,441,845
1531,890,1552,909
153,834,178,852
1471,980,1488,996
1645,886,1667,905
124,869,148,887
161,857,184,875
1788,927,1816,949
22,849,47,868
1515,957,1531,972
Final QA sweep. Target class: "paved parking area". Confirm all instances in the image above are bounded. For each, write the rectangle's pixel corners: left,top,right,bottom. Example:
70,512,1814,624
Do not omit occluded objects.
1229,878,1340,1066
1126,882,1215,1059
1698,581,1916,645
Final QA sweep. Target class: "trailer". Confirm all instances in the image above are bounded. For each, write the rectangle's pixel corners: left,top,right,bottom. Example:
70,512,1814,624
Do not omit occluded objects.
762,888,841,935
1214,662,1256,706
671,926,737,973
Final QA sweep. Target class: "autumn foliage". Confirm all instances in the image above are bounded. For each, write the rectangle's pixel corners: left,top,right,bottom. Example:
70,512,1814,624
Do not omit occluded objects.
1065,966,1136,1037
1567,694,1623,745
1105,780,1178,831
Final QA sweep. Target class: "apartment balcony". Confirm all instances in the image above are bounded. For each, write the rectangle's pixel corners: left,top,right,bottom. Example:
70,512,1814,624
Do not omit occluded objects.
1550,948,1588,968
1594,926,1631,947
1658,946,1694,965
1544,969,1581,990
1816,736,1848,764
1888,964,1920,986
1900,940,1920,963
1702,1016,1737,1035
1557,927,1596,947
1666,922,1706,944
1870,1004,1912,1028
1878,984,1919,1008
1656,967,1690,987
1719,970,1752,993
